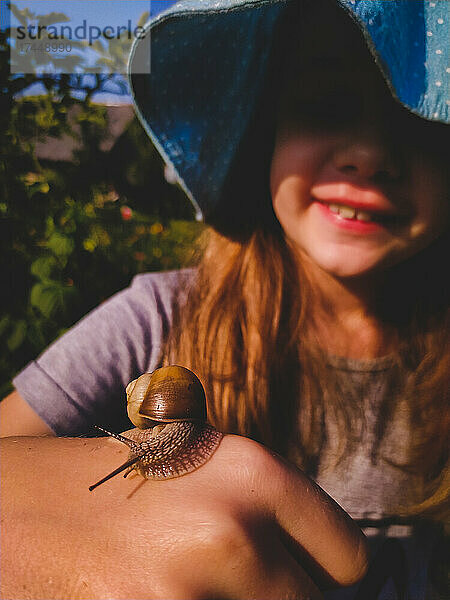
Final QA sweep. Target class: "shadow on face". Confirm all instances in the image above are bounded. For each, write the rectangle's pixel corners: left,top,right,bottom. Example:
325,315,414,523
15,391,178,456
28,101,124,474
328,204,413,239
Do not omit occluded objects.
215,0,448,252
276,0,449,159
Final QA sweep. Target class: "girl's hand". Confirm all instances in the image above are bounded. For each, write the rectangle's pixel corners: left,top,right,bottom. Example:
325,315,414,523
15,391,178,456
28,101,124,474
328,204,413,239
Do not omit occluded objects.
1,433,368,599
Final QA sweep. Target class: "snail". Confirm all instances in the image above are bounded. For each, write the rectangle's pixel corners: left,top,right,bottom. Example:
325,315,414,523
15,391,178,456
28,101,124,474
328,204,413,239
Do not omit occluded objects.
89,366,223,491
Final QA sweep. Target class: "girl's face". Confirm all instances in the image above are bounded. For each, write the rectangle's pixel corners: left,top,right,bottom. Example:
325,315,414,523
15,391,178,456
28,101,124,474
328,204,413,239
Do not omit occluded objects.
270,3,449,279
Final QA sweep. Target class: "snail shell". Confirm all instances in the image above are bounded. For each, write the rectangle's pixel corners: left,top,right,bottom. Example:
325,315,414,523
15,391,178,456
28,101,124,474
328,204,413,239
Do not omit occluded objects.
89,366,223,491
126,365,207,427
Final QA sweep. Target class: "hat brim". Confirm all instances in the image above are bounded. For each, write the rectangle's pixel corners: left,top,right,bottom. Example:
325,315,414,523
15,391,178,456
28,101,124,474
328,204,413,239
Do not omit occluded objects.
129,0,449,224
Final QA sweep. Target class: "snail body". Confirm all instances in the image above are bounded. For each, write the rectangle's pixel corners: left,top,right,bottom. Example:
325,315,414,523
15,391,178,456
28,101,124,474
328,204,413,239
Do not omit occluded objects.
117,421,222,480
89,366,223,491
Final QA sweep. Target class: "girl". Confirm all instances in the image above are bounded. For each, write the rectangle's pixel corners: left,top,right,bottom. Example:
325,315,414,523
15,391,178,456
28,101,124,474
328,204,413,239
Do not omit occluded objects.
1,0,448,598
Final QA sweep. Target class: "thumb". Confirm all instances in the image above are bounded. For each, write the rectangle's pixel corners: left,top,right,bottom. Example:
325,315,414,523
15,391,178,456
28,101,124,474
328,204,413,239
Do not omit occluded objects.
261,446,369,588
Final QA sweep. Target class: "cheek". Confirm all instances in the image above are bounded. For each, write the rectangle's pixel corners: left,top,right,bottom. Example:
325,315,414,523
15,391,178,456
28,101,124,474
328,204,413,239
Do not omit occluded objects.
269,134,325,206
409,160,450,240
270,170,310,242
271,176,306,220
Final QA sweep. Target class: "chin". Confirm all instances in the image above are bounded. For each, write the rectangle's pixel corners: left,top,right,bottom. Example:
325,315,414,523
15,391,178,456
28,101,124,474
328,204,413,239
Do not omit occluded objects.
303,246,394,279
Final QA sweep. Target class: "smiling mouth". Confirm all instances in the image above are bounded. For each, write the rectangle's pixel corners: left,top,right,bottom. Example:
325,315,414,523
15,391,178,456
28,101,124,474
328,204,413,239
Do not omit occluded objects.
317,201,405,225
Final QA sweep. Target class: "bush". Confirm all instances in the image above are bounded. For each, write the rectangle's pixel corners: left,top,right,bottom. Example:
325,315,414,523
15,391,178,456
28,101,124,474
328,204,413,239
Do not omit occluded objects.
0,26,202,396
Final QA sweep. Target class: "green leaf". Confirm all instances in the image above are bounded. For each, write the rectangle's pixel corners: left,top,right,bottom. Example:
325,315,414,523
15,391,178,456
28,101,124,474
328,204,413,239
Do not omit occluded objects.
47,232,74,257
30,256,58,281
30,282,61,318
137,11,150,27
0,315,11,338
45,216,55,237
37,11,70,26
27,319,47,350
30,282,76,319
7,320,27,352
9,3,33,27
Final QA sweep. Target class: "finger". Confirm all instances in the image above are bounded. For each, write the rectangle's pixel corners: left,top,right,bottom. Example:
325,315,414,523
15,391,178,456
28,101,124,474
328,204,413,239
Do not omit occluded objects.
218,436,368,588
202,524,324,600
257,547,324,600
242,538,324,600
265,446,368,587
222,559,324,600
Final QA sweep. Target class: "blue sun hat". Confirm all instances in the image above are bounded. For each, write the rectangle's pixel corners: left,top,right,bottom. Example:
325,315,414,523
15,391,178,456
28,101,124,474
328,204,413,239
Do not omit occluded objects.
128,0,449,226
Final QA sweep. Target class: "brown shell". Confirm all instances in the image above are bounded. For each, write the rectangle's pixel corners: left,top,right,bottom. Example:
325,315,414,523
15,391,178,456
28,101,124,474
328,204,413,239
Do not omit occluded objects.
127,366,207,426
126,373,155,429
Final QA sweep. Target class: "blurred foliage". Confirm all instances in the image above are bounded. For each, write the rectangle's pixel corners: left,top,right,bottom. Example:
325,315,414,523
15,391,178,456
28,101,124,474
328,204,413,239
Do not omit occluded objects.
0,15,203,397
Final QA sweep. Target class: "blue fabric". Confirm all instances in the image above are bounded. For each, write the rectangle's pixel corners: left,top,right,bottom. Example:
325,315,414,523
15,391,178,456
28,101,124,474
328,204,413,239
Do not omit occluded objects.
339,0,449,122
128,0,449,221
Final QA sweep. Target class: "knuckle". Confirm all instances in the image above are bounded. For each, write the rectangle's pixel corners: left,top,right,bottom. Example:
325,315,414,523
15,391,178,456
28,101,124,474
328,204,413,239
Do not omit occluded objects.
196,508,262,567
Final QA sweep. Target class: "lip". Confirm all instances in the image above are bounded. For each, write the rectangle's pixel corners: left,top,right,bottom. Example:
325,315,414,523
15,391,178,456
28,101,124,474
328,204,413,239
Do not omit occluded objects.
313,201,393,233
312,184,403,217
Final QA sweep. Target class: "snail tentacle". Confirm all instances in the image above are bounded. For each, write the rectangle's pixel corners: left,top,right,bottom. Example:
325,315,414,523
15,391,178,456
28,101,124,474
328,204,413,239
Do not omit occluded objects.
93,425,135,447
88,454,144,491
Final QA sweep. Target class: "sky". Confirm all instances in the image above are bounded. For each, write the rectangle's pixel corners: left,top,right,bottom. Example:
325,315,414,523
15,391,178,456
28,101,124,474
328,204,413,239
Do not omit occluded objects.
3,0,178,102
8,0,174,27
3,0,176,28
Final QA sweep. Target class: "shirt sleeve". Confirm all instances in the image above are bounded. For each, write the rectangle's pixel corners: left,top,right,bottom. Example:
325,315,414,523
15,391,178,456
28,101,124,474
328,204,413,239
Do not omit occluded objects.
12,270,192,436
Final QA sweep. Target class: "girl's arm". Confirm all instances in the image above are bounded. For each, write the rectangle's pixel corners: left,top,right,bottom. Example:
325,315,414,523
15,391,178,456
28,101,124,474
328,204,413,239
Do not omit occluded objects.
0,390,55,437
1,433,368,599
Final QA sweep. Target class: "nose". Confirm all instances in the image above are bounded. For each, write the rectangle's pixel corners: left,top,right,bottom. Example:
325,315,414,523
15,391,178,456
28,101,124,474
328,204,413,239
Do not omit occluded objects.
332,129,401,183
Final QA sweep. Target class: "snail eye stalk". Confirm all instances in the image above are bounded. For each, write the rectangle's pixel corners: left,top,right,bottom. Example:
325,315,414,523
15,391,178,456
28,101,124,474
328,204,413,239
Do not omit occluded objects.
89,454,145,491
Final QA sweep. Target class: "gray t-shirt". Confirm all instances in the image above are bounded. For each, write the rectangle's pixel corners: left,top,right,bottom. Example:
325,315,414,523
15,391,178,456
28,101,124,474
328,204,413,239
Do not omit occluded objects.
13,269,446,599
14,269,193,436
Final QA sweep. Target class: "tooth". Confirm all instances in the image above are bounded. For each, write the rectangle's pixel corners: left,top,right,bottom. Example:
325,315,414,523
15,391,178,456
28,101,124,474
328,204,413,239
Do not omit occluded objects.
328,203,340,214
356,211,372,222
338,206,356,219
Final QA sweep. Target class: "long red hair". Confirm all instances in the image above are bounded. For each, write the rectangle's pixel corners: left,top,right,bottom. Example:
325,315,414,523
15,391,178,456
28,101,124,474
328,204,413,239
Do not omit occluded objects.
165,0,449,518
164,225,449,518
